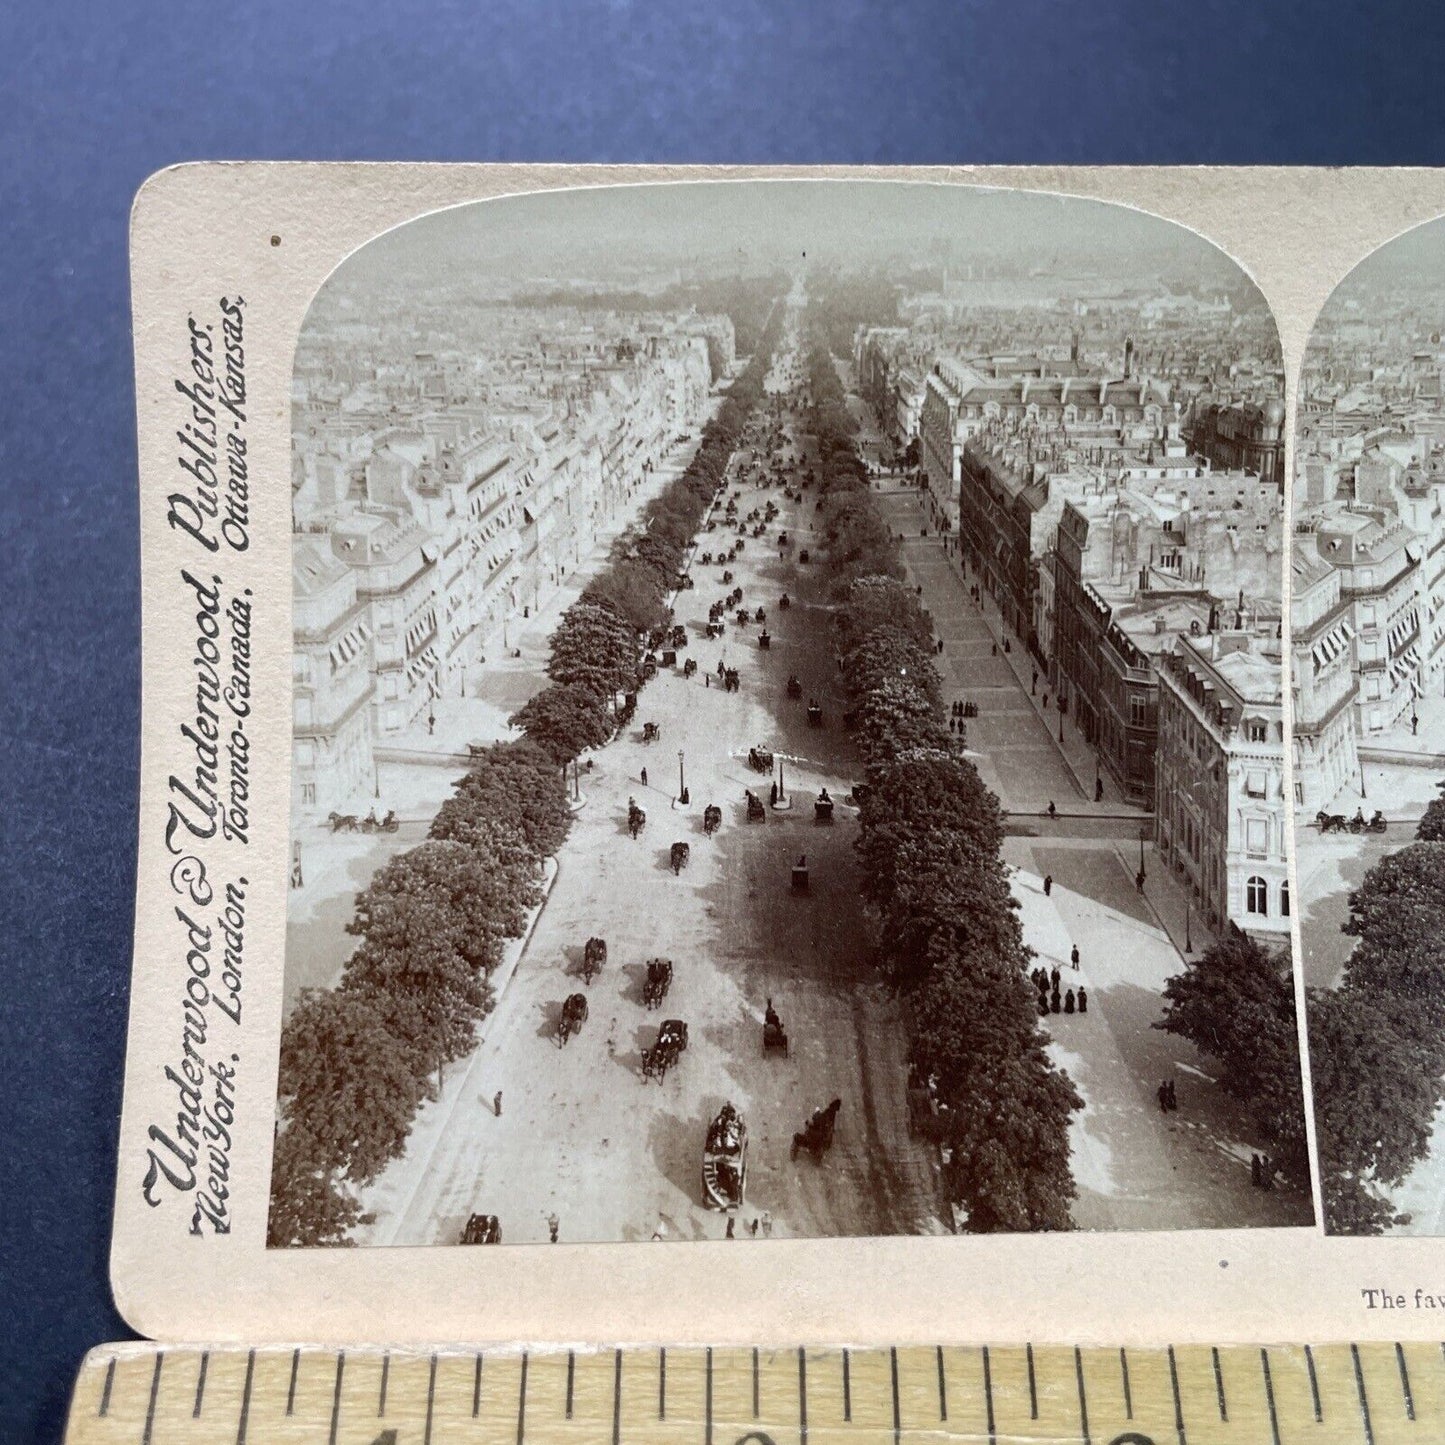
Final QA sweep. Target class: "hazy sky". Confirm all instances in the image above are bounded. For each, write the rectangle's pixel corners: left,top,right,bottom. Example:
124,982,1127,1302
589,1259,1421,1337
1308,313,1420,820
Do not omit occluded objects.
1319,213,1445,304
324,179,1256,297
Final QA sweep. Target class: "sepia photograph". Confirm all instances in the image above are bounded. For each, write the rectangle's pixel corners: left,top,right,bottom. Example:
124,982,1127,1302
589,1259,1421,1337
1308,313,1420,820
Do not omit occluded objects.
269,179,1310,1249
1293,215,1445,1235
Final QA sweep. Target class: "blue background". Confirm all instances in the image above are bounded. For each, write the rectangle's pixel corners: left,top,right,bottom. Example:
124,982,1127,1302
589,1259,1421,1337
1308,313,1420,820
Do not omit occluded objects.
4,0,1445,1438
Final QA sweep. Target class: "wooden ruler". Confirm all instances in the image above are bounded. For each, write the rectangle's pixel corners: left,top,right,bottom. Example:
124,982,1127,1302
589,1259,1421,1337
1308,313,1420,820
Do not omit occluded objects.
61,1341,1443,1443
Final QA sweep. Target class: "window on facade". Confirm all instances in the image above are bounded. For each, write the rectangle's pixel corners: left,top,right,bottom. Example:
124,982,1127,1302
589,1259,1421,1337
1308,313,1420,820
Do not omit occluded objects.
1246,818,1269,856
1129,695,1148,727
1281,880,1291,917
1246,875,1268,915
1245,769,1268,798
301,782,316,806
1245,719,1268,742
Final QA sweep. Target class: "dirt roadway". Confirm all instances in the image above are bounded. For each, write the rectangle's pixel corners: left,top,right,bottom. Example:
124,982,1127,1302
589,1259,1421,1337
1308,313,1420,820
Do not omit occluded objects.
366,358,948,1247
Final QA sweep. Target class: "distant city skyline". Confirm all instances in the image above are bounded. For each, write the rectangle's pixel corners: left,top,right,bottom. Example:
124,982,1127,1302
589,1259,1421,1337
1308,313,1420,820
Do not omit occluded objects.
325,180,1262,302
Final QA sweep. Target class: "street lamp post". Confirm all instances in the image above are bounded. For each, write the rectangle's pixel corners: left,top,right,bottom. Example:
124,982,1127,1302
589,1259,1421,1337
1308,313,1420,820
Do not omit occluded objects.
678,750,689,806
1184,898,1192,954
1138,828,1148,889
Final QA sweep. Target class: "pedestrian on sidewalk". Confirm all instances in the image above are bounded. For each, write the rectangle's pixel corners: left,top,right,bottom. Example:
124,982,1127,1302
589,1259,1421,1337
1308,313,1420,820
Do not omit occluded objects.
1078,987,1087,1014
1064,989,1075,1014
1050,988,1061,1014
1042,692,1049,709
1043,874,1053,896
726,1216,735,1239
1136,869,1145,893
1095,777,1104,802
641,767,648,788
750,1217,759,1237
494,1091,503,1117
991,641,998,657
1070,944,1080,970
1051,965,1061,989
1032,669,1038,695
547,1213,560,1243
1047,800,1057,819
1157,1082,1170,1114
1250,1153,1262,1188
761,1211,773,1238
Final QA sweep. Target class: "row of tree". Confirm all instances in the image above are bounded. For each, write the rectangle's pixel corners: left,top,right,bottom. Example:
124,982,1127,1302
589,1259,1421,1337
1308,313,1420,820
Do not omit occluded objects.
508,304,785,768
269,302,785,1246
802,316,1083,1232
1307,806,1445,1233
268,741,569,1246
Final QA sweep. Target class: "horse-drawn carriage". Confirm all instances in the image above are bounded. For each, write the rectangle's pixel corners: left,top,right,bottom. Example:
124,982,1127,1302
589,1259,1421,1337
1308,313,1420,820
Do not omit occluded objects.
745,790,767,822
807,701,824,727
747,746,774,773
1317,808,1386,834
758,630,771,649
661,649,677,667
460,1213,502,1245
628,800,646,838
703,803,722,836
778,592,791,610
642,721,660,743
702,1103,747,1209
642,1019,689,1083
643,958,674,1010
754,606,767,624
581,936,607,985
670,841,691,875
798,549,810,564
699,551,713,566
786,674,803,699
724,668,740,692
705,621,725,639
778,531,790,550
763,1000,789,1057
791,1099,841,1163
669,624,688,649
814,788,834,822
641,657,658,680
682,657,698,678
557,991,589,1045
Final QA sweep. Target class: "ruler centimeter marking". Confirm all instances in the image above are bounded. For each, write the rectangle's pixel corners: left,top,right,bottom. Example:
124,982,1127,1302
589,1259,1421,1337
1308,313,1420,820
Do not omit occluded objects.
1260,1347,1281,1445
1211,1344,1227,1421
1396,1339,1415,1420
1166,1344,1184,1445
1351,1342,1374,1445
63,1341,1445,1443
328,1351,344,1445
191,1351,207,1419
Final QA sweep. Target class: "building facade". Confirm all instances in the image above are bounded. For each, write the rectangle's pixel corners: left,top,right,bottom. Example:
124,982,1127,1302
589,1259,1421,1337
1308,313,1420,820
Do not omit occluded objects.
1155,631,1290,941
